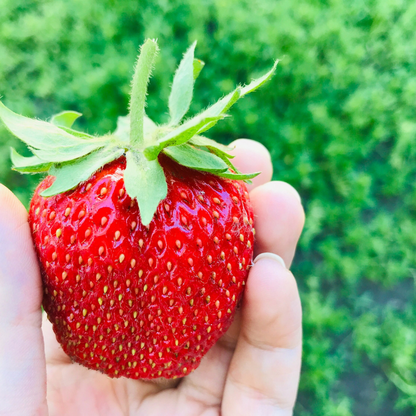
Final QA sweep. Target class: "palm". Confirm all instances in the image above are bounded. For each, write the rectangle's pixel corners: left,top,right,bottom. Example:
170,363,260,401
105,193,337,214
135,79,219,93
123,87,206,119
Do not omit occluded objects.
0,140,304,416
45,325,235,416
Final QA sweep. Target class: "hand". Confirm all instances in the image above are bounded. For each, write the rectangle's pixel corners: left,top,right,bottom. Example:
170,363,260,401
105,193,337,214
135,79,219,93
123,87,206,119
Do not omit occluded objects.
0,139,304,416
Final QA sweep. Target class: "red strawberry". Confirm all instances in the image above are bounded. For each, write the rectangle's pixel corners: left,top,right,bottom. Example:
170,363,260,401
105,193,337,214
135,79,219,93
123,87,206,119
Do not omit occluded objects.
29,155,254,378
0,39,277,379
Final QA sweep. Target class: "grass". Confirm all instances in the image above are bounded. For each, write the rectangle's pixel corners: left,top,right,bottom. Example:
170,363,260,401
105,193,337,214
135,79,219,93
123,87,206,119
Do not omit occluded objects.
1,0,416,414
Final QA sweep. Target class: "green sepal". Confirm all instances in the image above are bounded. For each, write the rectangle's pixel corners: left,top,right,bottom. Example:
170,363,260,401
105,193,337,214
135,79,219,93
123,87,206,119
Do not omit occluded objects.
200,88,241,118
50,110,91,139
241,60,279,96
0,101,86,150
50,111,82,128
163,144,229,173
144,115,225,160
195,61,278,135
194,144,237,171
32,140,106,163
197,88,242,134
10,148,52,173
193,59,205,80
186,139,259,181
144,115,158,137
3,40,276,227
190,135,235,157
123,151,167,226
169,42,197,126
114,114,157,144
129,39,159,147
210,153,258,183
113,115,130,143
58,126,94,140
214,170,259,181
40,147,124,197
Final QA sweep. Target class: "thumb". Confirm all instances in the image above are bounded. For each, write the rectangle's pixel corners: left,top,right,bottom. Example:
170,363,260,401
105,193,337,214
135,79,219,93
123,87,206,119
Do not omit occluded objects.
223,254,302,415
0,185,47,416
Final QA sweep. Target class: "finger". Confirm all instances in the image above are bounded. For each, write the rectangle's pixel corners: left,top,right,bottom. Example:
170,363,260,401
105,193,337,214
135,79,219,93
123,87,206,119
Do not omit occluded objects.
0,185,48,415
43,312,180,400
222,256,302,415
230,139,273,191
176,342,232,411
250,181,304,267
43,312,72,365
217,307,242,349
184,178,305,392
174,140,274,401
176,309,244,409
217,181,304,350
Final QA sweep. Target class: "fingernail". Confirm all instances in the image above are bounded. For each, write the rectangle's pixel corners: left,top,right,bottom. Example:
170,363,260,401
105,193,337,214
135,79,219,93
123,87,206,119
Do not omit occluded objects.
253,252,286,269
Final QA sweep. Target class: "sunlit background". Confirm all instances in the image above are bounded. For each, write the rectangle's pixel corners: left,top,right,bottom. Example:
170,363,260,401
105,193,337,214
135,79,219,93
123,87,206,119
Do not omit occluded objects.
1,1,416,414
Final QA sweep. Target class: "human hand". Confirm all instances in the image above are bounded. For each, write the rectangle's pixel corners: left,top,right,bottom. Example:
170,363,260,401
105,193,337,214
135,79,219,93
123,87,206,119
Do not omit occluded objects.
0,139,304,416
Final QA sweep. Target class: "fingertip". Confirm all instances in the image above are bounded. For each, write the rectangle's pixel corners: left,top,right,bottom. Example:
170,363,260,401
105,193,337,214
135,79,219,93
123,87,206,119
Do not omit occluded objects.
246,256,299,306
250,181,305,266
222,257,302,414
230,139,273,190
254,252,286,268
273,180,302,204
0,185,47,415
243,257,302,350
0,184,28,225
250,180,303,209
0,184,42,321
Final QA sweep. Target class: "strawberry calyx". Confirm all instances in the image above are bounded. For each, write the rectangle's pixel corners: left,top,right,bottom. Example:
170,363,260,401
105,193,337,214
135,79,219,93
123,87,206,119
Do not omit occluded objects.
0,39,277,225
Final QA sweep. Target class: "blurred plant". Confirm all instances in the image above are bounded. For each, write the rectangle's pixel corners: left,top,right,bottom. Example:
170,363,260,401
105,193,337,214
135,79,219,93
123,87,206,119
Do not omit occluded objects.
1,0,416,414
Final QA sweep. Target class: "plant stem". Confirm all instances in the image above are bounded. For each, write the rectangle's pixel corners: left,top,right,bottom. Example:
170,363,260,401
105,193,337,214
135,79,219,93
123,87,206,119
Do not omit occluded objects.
129,39,158,147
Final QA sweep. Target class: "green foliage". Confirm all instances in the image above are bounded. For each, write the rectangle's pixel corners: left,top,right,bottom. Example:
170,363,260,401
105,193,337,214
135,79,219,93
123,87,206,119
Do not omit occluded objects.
0,0,415,413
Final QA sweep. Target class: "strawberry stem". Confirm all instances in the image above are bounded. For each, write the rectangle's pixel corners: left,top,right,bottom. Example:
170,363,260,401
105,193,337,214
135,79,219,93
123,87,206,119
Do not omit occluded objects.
129,39,159,148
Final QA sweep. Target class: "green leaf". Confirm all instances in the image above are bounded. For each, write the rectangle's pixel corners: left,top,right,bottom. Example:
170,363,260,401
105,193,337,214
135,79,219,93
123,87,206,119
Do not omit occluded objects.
129,39,159,147
190,135,235,156
195,61,278,135
10,148,52,173
189,135,241,174
114,114,157,144
113,115,130,143
0,101,86,150
144,115,224,160
193,59,205,80
186,136,260,181
41,147,124,197
196,144,237,171
50,111,82,128
58,126,94,140
240,60,279,97
197,88,241,134
32,140,106,163
163,144,229,172
186,139,245,177
123,151,167,226
144,115,158,137
168,41,197,126
214,170,260,180
201,88,241,118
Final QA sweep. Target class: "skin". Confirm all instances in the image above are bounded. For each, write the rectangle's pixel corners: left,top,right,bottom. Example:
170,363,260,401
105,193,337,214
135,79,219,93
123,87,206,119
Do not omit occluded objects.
0,139,305,416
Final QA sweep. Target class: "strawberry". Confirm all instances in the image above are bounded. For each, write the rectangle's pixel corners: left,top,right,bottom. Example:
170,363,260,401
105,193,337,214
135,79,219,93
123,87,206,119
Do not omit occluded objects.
0,39,277,379
29,155,254,379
